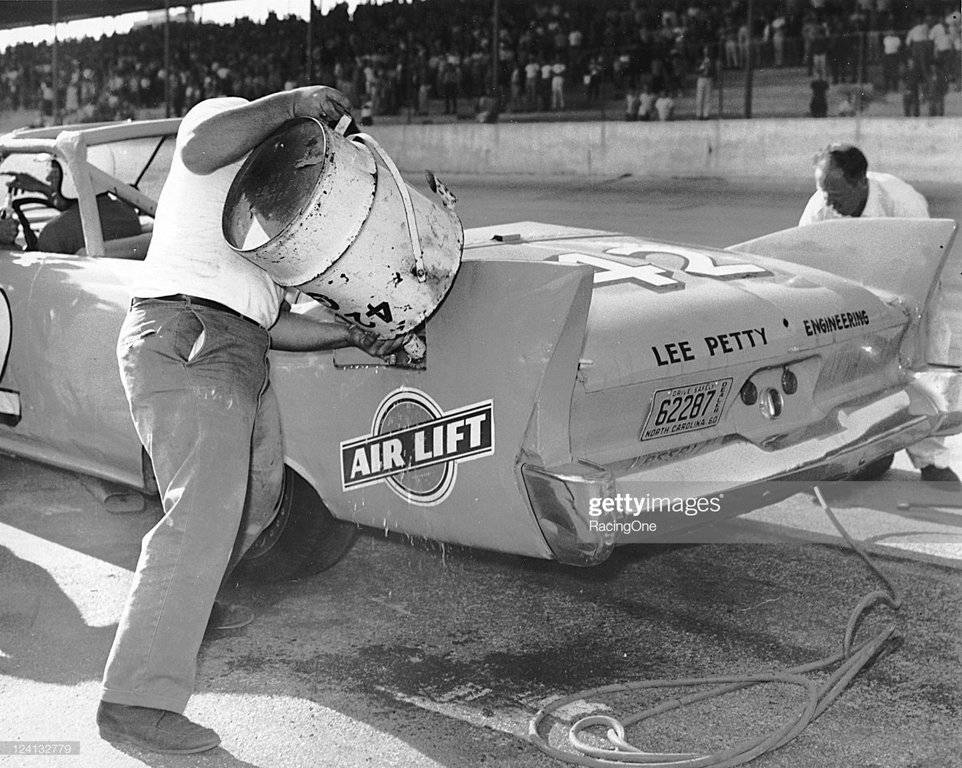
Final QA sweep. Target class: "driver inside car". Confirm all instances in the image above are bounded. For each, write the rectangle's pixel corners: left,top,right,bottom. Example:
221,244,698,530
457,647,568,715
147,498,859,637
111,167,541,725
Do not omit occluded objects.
0,154,141,253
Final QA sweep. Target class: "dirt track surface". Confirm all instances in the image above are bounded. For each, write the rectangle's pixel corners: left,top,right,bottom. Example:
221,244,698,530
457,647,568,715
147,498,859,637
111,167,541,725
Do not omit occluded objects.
2,176,962,767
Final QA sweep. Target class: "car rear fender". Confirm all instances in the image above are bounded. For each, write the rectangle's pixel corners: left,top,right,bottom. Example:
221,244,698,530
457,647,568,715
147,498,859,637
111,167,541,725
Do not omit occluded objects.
273,259,593,560
727,218,959,368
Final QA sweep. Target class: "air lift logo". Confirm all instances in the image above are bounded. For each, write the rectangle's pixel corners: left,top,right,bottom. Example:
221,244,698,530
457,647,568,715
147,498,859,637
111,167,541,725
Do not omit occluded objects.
340,389,494,505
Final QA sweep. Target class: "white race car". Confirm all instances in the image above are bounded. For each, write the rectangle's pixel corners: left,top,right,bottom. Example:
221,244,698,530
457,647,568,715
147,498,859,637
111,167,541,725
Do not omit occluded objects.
1,119,959,578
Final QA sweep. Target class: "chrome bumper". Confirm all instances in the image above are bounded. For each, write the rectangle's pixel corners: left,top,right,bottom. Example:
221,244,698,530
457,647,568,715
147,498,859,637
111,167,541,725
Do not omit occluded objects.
521,369,962,566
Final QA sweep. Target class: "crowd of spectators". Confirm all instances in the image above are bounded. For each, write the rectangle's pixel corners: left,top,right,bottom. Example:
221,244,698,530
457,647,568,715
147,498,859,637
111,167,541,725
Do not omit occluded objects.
802,7,960,118
0,0,959,125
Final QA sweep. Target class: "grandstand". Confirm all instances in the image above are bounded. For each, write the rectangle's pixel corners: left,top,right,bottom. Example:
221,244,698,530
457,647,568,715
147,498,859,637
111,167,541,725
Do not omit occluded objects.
0,0,959,132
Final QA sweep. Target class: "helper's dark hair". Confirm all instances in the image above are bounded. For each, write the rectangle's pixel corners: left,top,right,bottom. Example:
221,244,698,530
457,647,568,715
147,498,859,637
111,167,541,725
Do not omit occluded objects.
814,143,868,185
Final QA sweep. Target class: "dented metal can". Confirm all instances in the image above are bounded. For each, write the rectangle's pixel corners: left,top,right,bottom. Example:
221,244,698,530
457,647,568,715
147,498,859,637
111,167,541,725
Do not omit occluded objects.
222,117,463,338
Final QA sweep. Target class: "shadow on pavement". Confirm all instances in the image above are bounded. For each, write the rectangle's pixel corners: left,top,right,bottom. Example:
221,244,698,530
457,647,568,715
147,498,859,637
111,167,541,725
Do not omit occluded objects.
106,743,261,768
0,545,116,684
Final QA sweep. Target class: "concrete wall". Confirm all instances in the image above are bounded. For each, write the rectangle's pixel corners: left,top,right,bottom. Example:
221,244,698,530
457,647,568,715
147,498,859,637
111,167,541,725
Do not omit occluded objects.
373,117,961,185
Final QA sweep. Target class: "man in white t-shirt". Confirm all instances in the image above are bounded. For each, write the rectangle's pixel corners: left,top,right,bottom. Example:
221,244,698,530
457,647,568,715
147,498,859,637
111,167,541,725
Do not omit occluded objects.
524,58,541,109
654,91,674,121
881,29,901,92
550,60,566,110
798,145,929,224
904,13,931,69
929,15,954,74
799,143,959,484
97,86,403,755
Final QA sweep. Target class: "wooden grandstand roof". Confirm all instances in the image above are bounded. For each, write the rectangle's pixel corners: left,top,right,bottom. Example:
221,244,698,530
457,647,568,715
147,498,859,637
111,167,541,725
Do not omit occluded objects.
0,1,239,30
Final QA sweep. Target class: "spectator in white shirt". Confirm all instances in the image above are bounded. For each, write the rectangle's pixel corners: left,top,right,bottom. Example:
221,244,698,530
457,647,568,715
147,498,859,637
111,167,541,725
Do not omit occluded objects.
771,16,787,67
881,29,901,93
929,17,953,75
637,84,655,121
550,60,566,110
654,91,674,121
524,58,540,111
950,11,962,89
694,47,715,119
905,13,931,70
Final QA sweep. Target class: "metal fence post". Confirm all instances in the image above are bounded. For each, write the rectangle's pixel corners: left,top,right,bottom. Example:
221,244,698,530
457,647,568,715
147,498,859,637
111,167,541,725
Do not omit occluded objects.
744,0,754,119
51,0,60,125
164,0,171,117
717,40,725,118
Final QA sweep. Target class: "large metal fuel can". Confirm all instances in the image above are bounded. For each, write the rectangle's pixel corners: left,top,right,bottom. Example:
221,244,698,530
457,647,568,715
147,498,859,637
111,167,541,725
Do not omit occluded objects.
222,117,462,338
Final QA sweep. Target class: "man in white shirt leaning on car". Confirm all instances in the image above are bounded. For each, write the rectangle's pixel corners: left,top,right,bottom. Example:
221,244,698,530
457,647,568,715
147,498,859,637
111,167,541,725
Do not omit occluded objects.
799,142,960,485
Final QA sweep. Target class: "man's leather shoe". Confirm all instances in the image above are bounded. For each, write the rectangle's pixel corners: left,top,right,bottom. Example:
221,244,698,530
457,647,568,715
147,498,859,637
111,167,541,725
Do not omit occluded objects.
207,600,254,632
97,701,220,754
919,465,961,484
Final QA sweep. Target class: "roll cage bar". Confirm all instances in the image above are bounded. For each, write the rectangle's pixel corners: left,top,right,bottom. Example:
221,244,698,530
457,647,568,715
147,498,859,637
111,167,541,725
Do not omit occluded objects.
0,119,180,257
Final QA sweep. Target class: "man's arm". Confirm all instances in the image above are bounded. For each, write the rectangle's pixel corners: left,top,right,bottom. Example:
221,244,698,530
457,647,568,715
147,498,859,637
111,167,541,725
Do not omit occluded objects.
269,310,405,357
180,86,352,175
1,171,53,197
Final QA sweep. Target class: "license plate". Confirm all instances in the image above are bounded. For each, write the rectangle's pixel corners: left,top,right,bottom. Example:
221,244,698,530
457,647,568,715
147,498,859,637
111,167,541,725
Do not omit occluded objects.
640,378,732,441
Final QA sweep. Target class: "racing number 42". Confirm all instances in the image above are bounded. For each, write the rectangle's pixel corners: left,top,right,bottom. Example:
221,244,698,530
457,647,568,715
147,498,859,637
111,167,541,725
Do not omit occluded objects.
0,288,21,426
